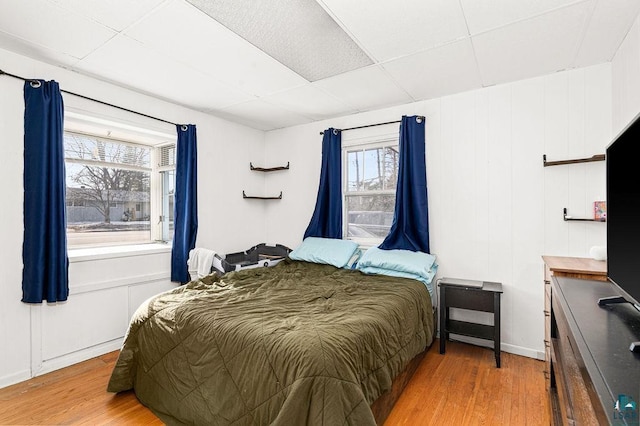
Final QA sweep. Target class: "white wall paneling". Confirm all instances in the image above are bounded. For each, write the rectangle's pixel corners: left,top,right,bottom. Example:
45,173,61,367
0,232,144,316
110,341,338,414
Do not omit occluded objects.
264,63,612,359
612,13,640,134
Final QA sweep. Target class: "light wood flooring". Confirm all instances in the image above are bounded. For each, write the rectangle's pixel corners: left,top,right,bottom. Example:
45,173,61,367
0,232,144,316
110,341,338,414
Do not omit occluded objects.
0,340,549,425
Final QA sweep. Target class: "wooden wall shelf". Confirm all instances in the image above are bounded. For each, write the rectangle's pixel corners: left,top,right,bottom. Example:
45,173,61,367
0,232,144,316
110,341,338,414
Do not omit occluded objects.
250,162,289,172
563,208,605,222
543,154,605,167
242,191,282,200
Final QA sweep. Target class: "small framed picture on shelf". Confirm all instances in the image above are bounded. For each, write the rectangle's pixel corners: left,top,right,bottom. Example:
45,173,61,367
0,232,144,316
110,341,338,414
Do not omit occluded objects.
594,201,606,221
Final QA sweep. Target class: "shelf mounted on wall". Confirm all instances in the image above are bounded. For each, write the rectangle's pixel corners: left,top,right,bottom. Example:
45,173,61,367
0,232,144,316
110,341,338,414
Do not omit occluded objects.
543,154,605,167
242,191,283,200
250,162,290,172
563,208,605,222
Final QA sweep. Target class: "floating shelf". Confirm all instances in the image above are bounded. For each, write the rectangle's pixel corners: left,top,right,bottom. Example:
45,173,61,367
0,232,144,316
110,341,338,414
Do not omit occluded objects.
543,154,605,167
250,162,290,172
243,191,282,200
563,208,605,222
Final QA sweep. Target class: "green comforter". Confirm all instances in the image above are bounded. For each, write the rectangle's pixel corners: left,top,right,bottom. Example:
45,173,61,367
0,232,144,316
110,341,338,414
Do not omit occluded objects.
108,259,434,425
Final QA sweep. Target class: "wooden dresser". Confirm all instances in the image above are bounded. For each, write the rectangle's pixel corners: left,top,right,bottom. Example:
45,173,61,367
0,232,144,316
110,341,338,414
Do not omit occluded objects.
541,256,640,425
542,256,607,283
541,256,607,391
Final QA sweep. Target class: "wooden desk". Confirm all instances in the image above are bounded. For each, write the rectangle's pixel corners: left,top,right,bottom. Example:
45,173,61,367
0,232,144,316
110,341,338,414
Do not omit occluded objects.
439,281,503,368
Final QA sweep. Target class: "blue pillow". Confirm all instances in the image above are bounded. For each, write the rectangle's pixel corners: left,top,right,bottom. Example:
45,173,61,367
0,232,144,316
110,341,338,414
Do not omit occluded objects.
356,247,436,279
357,264,438,299
289,237,359,268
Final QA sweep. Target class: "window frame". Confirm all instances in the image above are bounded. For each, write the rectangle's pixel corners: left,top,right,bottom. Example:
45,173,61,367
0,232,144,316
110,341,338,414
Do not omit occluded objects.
63,112,176,250
342,136,399,247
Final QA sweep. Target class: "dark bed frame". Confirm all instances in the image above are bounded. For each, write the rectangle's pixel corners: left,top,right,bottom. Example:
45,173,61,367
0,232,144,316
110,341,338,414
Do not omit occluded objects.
370,308,436,425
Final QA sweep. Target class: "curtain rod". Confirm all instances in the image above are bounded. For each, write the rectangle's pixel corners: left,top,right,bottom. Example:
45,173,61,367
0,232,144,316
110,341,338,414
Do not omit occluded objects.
319,116,425,135
0,68,178,127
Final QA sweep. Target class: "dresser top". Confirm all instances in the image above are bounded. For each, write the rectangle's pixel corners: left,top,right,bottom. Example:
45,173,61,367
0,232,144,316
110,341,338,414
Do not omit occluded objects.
542,255,607,276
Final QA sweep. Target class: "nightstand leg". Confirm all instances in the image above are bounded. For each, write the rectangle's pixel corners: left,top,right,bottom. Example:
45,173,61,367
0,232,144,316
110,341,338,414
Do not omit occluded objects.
439,287,446,354
494,292,501,368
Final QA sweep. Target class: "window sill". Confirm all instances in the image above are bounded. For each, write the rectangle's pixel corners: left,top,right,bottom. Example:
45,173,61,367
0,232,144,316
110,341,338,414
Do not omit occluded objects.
68,243,172,263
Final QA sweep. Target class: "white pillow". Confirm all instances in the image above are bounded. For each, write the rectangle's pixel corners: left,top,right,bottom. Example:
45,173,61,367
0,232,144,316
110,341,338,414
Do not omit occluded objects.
289,237,359,268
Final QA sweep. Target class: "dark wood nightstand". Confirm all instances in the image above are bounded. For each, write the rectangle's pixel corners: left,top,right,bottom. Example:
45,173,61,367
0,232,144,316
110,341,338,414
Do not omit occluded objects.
439,279,503,367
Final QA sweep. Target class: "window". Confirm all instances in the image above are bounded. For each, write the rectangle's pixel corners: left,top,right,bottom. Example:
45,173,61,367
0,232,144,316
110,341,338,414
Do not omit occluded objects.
343,139,399,245
64,131,175,248
158,144,176,242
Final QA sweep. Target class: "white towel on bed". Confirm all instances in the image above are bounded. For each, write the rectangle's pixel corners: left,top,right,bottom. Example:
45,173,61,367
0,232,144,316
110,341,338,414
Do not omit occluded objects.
187,248,216,278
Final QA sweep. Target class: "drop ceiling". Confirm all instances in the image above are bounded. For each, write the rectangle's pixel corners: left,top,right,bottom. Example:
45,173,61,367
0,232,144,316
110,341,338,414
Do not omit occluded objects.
0,0,638,131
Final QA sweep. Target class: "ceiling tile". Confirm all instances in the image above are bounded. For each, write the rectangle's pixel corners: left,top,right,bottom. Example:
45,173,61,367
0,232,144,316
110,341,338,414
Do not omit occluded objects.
313,65,414,111
460,0,586,34
186,0,372,81
216,100,313,131
381,39,482,100
573,0,640,66
319,0,468,61
0,30,80,68
75,35,254,110
125,0,308,97
473,2,592,86
0,0,116,59
264,85,358,120
47,0,166,31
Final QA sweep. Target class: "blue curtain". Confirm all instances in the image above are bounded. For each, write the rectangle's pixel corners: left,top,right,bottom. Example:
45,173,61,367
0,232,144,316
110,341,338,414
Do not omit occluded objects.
22,80,69,303
304,128,342,239
171,124,198,283
380,116,430,253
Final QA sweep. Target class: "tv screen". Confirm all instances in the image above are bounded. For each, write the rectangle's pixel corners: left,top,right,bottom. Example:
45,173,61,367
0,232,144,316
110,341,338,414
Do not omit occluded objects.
607,112,640,309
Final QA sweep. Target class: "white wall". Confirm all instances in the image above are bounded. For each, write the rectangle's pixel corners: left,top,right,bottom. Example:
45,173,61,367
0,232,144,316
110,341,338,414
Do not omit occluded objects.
0,48,267,388
264,64,611,359
612,12,640,133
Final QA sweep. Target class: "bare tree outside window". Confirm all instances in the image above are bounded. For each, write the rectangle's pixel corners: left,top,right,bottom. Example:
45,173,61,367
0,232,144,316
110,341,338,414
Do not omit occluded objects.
345,143,399,241
64,132,152,247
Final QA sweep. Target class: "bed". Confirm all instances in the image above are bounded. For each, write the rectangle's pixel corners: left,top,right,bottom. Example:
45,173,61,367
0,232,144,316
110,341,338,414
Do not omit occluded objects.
108,244,435,425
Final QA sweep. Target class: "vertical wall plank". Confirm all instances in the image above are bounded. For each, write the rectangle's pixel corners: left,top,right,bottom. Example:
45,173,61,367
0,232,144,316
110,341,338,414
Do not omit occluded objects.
486,84,514,346
511,77,546,350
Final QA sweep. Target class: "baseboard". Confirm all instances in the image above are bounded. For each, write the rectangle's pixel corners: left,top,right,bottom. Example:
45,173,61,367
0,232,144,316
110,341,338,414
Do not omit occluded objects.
446,334,544,360
36,338,123,377
0,369,31,389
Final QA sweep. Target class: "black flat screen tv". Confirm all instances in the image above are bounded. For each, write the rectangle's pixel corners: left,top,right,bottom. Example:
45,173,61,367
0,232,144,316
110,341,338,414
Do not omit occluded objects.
607,111,640,311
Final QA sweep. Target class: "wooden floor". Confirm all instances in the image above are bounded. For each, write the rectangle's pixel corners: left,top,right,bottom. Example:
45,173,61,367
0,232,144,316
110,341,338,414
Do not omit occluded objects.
0,340,549,425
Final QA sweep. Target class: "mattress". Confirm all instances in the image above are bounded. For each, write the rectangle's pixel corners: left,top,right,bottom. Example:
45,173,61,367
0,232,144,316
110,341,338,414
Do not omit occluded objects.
108,258,434,425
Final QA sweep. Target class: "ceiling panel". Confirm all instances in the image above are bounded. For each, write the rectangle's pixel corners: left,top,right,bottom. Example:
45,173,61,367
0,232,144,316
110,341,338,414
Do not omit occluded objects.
0,0,116,59
75,35,254,110
47,0,167,32
186,0,373,81
382,39,481,101
264,85,358,121
460,0,587,34
313,65,414,111
0,0,638,131
0,30,80,69
217,99,313,131
573,0,640,66
473,2,593,86
319,0,468,61
125,0,308,97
